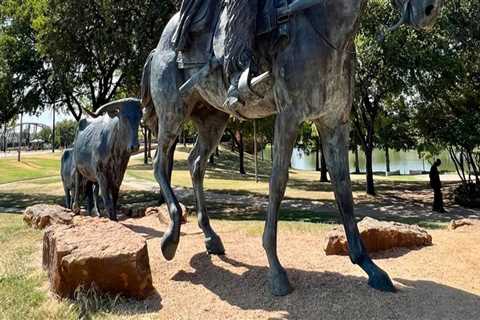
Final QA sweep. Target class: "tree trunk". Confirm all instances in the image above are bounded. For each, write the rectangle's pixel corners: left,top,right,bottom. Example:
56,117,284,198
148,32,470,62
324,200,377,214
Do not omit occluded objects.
354,145,360,174
315,138,320,172
18,113,23,162
467,150,480,184
320,143,329,182
148,129,152,160
144,126,148,165
365,146,375,195
385,147,390,173
3,122,6,152
52,106,56,152
231,135,236,151
253,120,258,182
236,130,246,175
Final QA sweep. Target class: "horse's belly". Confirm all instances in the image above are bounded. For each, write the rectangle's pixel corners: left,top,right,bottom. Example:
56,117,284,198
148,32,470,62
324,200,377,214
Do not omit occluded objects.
195,69,277,119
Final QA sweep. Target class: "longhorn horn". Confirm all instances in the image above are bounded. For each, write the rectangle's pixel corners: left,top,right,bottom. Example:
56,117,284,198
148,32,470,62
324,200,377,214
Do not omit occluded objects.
94,98,141,117
80,105,99,119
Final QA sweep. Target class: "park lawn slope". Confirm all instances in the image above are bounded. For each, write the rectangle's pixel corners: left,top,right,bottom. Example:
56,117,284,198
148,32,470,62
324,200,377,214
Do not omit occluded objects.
0,154,61,184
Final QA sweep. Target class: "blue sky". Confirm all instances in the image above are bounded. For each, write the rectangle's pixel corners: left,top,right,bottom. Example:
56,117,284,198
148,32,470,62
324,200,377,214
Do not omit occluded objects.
23,109,74,126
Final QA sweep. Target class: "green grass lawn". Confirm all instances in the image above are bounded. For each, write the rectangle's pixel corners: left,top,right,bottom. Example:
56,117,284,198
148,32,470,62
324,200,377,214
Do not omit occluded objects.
0,214,76,320
0,154,61,184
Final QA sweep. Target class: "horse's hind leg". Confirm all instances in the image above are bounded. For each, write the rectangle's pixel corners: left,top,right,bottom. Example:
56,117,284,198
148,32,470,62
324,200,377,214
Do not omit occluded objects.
317,121,395,292
189,105,229,254
154,111,184,260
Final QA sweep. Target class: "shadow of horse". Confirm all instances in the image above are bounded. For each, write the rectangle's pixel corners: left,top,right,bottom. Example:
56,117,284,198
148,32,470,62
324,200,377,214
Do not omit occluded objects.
172,253,480,320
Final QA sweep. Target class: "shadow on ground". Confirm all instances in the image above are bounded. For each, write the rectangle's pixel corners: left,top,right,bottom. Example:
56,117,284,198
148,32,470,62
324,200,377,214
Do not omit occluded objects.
171,253,480,320
0,192,64,213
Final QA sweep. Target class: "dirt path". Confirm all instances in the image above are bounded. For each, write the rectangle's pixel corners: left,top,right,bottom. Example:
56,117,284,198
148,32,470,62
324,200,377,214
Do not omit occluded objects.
122,177,480,224
120,215,480,320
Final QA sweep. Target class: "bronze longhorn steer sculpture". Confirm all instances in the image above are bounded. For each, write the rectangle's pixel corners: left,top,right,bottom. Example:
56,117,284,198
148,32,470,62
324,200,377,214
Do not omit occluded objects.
72,98,143,221
142,0,443,295
61,148,98,211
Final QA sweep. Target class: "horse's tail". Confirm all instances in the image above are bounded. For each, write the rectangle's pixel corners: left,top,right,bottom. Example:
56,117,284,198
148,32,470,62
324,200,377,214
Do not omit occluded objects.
141,49,158,136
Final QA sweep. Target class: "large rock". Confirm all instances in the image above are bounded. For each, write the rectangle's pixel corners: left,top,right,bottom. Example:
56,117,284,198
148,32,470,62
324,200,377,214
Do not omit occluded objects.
24,204,74,230
145,203,188,225
324,217,432,255
43,217,153,299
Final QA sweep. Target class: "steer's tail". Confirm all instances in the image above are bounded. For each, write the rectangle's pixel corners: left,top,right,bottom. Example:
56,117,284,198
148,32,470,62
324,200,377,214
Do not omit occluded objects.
141,49,158,136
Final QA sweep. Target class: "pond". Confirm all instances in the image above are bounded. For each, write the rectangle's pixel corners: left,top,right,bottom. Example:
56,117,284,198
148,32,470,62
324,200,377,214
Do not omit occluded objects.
290,148,456,174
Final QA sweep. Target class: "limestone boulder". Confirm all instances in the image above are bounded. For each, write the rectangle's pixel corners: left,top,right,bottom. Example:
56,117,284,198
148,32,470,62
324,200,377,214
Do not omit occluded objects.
23,204,74,230
324,217,432,255
43,217,153,299
145,203,188,225
449,218,480,230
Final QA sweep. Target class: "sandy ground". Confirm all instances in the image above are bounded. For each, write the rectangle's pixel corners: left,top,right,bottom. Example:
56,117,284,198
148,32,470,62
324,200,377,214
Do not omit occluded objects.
117,215,480,320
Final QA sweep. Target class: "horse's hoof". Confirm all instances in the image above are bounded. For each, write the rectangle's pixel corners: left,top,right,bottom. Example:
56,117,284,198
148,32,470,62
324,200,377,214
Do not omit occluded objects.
368,269,396,292
72,204,80,215
205,235,225,255
161,233,179,261
270,270,293,296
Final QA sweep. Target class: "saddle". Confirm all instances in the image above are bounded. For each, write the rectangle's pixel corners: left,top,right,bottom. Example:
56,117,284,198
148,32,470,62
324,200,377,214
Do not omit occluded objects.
176,0,290,69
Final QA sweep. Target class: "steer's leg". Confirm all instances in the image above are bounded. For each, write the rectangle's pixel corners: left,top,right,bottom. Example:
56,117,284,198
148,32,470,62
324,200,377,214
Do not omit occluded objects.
64,186,71,209
263,112,301,296
153,115,184,261
189,105,229,254
317,121,395,292
86,181,95,216
98,175,116,221
72,170,81,214
92,183,100,217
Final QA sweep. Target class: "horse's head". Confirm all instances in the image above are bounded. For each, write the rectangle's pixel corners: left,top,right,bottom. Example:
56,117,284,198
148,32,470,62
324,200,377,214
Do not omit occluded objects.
391,0,443,31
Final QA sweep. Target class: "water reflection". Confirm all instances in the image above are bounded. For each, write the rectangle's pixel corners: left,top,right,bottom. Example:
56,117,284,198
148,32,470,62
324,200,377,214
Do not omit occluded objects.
289,149,455,173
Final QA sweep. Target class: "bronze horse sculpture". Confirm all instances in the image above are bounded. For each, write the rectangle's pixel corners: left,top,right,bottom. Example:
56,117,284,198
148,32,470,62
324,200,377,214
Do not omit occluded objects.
142,0,443,295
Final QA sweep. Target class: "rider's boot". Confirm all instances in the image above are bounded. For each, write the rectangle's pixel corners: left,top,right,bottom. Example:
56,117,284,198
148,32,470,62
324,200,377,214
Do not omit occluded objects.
224,72,244,116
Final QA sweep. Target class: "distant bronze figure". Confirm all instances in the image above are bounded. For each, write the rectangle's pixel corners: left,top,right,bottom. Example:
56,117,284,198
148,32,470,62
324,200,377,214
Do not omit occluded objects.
429,159,446,213
60,148,98,212
142,0,443,295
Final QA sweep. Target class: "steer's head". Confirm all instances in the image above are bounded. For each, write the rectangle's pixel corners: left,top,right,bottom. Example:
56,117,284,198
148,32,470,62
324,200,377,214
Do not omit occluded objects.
94,98,143,154
389,0,443,32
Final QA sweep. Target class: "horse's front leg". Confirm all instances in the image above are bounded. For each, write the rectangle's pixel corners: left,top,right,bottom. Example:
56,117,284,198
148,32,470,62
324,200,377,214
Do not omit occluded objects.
263,112,301,296
317,121,395,292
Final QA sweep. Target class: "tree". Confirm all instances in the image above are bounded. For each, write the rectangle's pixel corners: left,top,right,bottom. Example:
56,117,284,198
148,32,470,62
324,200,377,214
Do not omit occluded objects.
226,119,247,175
0,0,46,123
35,126,52,143
55,119,77,148
412,0,480,186
297,122,328,181
376,97,416,173
353,0,417,195
33,0,176,117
